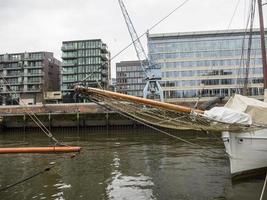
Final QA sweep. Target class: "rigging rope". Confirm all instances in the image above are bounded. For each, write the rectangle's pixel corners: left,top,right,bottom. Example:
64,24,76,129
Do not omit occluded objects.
235,0,257,94
260,172,267,200
244,0,256,96
90,98,225,156
0,74,65,146
227,0,242,29
111,0,191,61
87,90,257,132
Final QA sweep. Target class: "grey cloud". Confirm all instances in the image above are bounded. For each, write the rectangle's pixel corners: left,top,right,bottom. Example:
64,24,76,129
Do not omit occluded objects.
0,0,263,77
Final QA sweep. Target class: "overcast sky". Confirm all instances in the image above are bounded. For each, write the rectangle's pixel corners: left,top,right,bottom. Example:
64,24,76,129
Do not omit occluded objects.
0,0,266,77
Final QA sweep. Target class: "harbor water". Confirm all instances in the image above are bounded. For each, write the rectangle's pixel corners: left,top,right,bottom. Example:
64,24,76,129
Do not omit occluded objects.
0,128,266,200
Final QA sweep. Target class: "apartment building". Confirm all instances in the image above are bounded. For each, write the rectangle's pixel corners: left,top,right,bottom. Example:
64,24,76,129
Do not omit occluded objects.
116,60,146,97
61,39,110,102
0,52,60,105
148,29,267,102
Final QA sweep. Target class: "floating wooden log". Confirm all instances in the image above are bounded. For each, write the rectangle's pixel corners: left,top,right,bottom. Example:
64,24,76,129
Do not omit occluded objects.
0,146,82,154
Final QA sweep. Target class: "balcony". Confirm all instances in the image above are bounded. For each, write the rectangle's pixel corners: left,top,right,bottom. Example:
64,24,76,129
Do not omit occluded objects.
3,87,23,93
62,53,77,59
4,81,22,85
6,73,22,77
62,70,77,75
61,45,77,51
62,78,77,83
26,81,43,85
1,57,21,63
62,62,77,67
24,72,44,77
25,78,43,84
3,64,22,70
24,65,43,69
24,55,44,61
25,88,41,93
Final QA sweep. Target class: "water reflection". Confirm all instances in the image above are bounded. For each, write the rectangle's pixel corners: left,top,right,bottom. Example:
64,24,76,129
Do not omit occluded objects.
107,152,155,200
0,129,265,200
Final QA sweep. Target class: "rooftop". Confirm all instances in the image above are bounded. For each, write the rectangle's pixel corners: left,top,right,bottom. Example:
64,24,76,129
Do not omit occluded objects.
148,28,267,40
62,39,103,44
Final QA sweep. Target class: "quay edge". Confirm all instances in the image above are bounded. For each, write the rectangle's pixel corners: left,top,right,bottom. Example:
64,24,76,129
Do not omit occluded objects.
0,103,137,130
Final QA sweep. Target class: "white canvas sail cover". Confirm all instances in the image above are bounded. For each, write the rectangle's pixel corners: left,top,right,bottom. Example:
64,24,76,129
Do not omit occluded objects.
204,107,252,125
224,94,267,126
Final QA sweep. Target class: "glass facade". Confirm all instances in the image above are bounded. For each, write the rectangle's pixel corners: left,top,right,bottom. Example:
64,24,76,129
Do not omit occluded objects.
116,61,146,97
148,29,267,101
61,39,110,103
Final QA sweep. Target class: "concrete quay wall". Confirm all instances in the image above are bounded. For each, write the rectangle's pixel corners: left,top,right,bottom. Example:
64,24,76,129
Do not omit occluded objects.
0,103,106,115
0,103,135,129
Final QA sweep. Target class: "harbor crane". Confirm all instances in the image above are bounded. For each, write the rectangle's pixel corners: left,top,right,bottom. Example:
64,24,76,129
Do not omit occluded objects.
118,0,164,101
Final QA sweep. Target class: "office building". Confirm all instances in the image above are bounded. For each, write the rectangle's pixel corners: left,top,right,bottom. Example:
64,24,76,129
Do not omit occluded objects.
116,60,146,97
0,52,60,105
61,39,110,102
148,29,267,102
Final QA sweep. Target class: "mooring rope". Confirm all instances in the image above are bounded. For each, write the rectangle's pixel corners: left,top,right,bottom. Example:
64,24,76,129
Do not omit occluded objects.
260,172,267,200
0,165,55,192
0,153,79,193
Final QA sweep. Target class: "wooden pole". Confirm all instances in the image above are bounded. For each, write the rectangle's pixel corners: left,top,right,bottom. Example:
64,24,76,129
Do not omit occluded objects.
75,86,204,114
0,146,82,154
257,0,267,89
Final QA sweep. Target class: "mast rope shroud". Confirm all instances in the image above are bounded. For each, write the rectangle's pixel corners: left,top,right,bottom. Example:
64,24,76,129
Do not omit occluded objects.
0,74,66,146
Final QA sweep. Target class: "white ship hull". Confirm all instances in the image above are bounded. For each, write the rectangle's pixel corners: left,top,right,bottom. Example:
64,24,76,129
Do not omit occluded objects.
222,129,267,177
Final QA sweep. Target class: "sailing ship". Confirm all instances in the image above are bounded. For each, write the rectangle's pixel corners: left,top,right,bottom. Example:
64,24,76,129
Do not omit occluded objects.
75,0,267,178
74,85,266,177
222,94,267,176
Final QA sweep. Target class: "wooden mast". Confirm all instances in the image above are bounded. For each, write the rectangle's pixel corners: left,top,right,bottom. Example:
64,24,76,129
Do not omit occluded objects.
75,86,204,114
257,0,267,99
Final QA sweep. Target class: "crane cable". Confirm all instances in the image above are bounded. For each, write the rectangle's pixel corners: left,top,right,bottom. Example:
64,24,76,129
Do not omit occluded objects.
227,0,242,29
111,0,191,61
